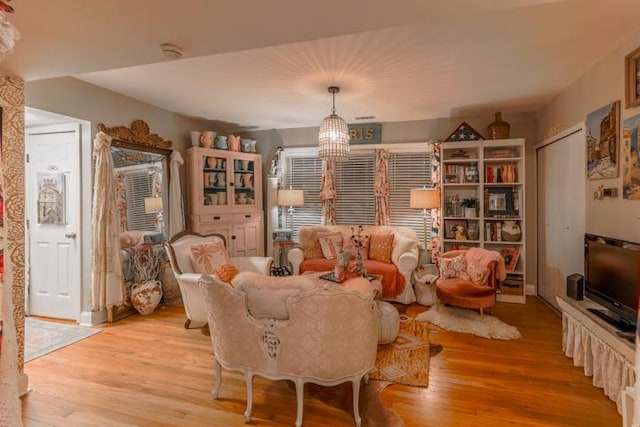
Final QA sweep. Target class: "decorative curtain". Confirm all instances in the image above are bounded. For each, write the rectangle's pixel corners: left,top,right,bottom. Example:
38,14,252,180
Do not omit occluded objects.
169,150,185,238
374,149,390,225
90,131,124,311
319,160,336,225
430,140,442,263
113,171,127,232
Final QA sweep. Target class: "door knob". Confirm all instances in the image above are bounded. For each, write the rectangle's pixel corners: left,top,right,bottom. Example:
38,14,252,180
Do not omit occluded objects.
65,232,77,239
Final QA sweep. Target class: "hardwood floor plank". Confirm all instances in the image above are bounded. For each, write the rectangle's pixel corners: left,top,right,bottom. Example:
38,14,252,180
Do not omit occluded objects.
22,296,621,426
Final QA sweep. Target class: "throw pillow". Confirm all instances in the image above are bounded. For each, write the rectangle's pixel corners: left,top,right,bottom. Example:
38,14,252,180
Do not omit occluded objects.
369,233,395,264
317,231,344,260
438,254,467,279
298,227,326,259
189,241,231,274
215,263,239,283
466,261,490,286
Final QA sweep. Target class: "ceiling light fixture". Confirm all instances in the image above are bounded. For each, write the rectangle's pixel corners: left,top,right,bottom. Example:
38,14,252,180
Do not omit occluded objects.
160,43,184,60
318,86,350,161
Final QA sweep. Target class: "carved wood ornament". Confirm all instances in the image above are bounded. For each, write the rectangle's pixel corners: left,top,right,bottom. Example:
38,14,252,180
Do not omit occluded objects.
97,120,172,152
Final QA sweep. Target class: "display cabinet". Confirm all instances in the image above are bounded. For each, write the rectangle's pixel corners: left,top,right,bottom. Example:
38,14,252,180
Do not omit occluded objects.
440,139,525,303
185,147,264,256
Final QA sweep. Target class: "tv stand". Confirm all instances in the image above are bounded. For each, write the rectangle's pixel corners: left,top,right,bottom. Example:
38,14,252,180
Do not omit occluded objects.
586,308,636,334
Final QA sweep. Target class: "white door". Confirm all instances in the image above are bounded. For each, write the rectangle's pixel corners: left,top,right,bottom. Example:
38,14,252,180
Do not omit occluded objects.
537,128,586,310
26,123,82,320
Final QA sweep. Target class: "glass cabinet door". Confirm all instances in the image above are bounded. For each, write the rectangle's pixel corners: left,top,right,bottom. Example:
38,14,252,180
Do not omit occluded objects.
202,154,229,207
232,157,256,207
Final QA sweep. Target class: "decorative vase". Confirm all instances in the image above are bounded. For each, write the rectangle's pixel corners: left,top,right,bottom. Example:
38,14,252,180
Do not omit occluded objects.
501,220,522,242
503,165,516,183
214,135,228,150
488,112,510,139
199,131,215,148
131,280,163,315
464,207,477,218
228,135,241,152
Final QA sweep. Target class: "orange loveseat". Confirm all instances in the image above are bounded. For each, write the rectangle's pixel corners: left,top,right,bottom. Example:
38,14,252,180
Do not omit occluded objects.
287,225,419,304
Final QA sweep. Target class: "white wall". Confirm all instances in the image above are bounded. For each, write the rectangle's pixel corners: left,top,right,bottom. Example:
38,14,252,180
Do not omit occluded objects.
538,28,640,244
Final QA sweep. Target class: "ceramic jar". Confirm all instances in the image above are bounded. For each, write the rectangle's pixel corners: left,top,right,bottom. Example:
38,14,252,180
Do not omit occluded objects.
131,280,163,315
241,138,257,153
242,173,252,188
488,112,510,139
200,131,216,148
501,220,522,242
228,135,241,152
234,172,243,187
214,135,228,150
237,193,248,204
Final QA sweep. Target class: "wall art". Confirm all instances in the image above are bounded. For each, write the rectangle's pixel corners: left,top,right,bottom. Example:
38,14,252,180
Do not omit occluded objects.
622,113,640,199
586,100,620,180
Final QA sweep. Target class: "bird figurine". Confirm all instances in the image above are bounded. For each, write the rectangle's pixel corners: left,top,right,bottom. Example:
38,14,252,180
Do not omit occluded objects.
0,1,14,13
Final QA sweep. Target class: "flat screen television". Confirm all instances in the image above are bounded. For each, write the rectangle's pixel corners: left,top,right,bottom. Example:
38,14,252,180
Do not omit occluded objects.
584,233,640,332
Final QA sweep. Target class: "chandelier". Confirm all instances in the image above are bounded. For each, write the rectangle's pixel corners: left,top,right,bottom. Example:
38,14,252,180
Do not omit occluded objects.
318,86,350,161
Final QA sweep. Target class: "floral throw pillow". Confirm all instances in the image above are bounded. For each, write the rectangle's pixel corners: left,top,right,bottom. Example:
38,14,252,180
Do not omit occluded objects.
189,241,231,274
466,261,490,285
317,231,344,260
438,254,467,279
368,233,395,264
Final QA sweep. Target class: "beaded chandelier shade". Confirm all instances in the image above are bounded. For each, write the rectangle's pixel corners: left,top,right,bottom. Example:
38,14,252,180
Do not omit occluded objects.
318,86,350,161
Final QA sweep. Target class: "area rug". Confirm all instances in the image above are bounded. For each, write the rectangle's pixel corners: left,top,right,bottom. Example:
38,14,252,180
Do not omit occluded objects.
369,317,431,387
25,318,101,362
415,305,522,340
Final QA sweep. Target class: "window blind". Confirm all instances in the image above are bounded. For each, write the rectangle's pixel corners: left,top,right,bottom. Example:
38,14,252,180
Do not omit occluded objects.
124,171,156,231
335,152,376,225
283,155,323,241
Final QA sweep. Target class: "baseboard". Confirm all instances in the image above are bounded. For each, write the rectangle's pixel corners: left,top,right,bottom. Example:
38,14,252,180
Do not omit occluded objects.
18,372,29,396
526,283,535,296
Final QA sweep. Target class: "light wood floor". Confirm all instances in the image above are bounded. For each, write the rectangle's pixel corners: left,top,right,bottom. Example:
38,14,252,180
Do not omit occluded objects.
22,297,620,426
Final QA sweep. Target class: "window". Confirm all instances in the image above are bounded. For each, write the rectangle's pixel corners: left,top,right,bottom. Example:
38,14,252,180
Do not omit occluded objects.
282,144,434,242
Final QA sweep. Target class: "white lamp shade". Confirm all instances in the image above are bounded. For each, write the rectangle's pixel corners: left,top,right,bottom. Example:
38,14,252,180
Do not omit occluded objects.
318,113,350,161
277,189,304,207
144,196,164,213
410,188,440,209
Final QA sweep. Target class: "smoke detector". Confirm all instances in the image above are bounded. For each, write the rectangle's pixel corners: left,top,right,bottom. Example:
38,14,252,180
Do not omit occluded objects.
160,43,184,60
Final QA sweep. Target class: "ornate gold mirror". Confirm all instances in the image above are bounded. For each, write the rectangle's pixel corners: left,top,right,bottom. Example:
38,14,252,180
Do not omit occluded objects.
97,120,172,240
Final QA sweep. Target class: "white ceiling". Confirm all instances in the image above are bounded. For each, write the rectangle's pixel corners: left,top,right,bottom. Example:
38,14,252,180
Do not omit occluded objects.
5,0,640,130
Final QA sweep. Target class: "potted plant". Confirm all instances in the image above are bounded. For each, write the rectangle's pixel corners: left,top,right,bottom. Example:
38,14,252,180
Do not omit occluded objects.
461,198,478,218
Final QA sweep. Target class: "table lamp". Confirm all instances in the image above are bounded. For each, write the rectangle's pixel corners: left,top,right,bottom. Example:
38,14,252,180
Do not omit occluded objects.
410,188,441,265
144,196,164,235
277,188,304,230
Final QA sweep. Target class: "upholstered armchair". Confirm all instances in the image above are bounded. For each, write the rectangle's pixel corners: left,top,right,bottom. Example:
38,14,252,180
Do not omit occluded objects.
199,273,379,427
164,231,273,328
435,248,506,315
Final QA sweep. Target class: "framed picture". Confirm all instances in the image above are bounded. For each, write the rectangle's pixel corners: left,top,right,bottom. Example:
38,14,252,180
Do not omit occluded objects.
625,46,640,109
485,187,513,217
444,219,468,239
586,100,620,180
623,113,640,199
500,248,520,272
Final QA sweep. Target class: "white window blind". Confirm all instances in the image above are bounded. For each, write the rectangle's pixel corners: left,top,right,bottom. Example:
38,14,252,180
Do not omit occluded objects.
124,171,156,231
389,152,433,245
283,155,323,241
335,152,376,225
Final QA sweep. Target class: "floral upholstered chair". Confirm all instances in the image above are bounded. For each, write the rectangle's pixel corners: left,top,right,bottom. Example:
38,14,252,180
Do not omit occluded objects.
164,231,273,328
199,273,379,427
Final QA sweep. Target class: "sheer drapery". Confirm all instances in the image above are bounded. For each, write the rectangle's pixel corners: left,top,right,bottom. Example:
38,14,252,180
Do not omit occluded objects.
430,141,442,263
90,131,124,311
319,160,336,225
169,150,185,238
374,149,390,225
563,311,634,415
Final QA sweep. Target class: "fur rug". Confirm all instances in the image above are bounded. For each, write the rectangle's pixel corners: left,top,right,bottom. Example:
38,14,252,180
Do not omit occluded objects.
416,305,522,340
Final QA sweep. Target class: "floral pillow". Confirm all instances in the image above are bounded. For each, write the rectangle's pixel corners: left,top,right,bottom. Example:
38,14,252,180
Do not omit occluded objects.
438,254,467,279
466,261,490,286
368,233,395,264
189,241,231,274
317,231,344,260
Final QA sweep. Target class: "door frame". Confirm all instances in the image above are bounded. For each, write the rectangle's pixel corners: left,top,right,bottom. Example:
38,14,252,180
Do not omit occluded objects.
25,108,93,322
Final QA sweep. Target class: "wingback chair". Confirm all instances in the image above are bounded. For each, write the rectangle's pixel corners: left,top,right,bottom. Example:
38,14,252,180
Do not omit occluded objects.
164,231,273,328
199,273,379,427
435,248,506,315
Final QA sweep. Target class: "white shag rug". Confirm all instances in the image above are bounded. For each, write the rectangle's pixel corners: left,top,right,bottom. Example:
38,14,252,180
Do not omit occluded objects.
416,305,522,340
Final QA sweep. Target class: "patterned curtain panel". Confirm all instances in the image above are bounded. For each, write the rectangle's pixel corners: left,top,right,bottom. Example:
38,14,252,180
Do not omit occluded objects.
113,171,127,232
169,150,185,238
319,160,336,225
430,141,442,263
374,149,390,225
